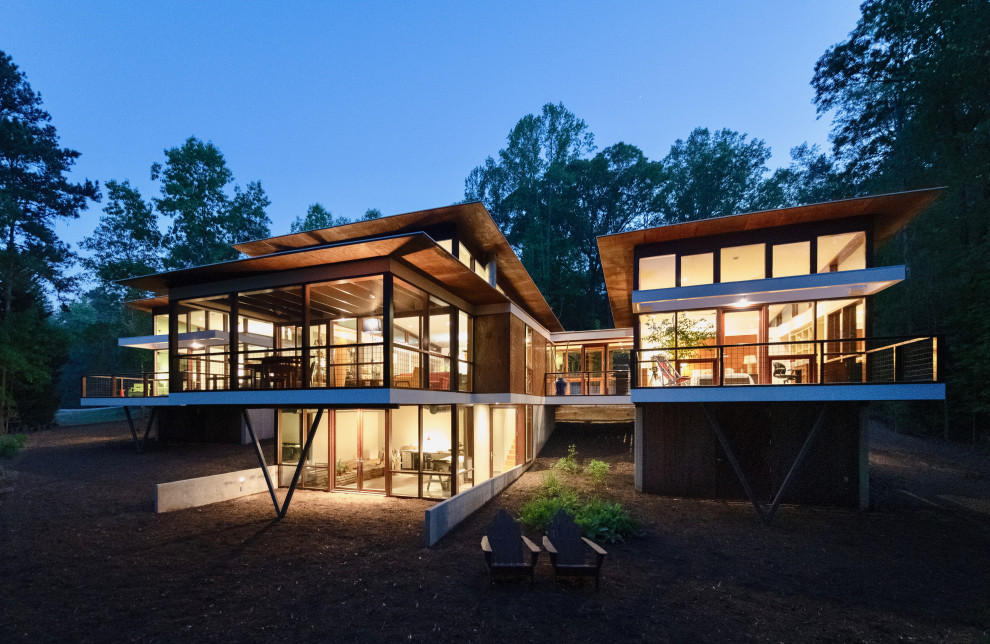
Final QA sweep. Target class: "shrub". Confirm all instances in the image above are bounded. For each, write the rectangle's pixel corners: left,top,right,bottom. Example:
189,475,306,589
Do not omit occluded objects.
540,469,566,498
554,443,581,474
573,497,637,544
0,433,27,458
585,459,610,485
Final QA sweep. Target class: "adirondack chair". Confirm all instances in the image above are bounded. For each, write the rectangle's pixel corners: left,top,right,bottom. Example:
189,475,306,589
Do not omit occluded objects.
480,509,541,587
542,508,608,590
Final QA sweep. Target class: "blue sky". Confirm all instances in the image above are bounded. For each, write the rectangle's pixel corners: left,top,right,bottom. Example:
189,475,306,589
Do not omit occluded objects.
1,1,862,251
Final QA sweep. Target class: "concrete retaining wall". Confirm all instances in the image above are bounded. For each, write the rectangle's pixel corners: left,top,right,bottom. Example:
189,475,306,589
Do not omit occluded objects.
156,465,278,513
423,464,526,547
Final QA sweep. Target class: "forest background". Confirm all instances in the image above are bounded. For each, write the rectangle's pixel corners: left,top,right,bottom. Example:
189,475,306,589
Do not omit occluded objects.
1,0,987,440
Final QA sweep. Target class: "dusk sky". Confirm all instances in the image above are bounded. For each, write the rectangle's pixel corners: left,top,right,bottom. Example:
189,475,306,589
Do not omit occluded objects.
1,1,861,252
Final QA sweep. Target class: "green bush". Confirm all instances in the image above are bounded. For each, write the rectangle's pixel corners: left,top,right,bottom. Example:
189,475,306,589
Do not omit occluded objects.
0,434,28,458
585,459,610,485
573,497,637,544
519,470,636,543
554,443,582,474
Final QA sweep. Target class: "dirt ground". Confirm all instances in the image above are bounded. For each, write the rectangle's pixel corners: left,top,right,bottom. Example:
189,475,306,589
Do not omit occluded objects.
1,420,989,643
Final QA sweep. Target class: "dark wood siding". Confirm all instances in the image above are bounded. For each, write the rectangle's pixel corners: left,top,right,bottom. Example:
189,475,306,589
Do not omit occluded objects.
473,313,510,393
640,401,862,507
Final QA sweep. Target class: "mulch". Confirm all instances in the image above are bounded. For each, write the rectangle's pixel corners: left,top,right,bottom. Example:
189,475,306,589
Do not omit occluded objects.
1,420,988,642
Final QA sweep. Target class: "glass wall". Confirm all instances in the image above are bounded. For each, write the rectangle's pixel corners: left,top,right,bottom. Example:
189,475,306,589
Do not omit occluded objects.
392,278,471,391
237,285,303,390
457,406,475,491
428,297,452,391
275,404,532,499
637,298,867,385
175,295,231,391
387,404,453,499
458,310,473,392
390,405,420,496
491,406,518,476
422,405,452,499
278,409,328,489
309,275,384,388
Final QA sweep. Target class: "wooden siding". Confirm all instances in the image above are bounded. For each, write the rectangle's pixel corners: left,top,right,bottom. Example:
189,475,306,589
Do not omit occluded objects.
640,401,862,507
473,313,511,393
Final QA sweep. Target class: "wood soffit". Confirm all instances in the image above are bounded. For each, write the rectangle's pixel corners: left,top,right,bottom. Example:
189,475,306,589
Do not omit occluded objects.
598,188,943,328
119,226,563,330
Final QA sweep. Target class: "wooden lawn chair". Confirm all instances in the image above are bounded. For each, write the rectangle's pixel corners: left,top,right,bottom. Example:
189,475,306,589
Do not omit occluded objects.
542,508,607,590
480,509,540,587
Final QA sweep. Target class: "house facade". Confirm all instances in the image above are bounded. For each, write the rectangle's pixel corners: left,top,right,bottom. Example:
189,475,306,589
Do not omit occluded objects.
82,190,943,520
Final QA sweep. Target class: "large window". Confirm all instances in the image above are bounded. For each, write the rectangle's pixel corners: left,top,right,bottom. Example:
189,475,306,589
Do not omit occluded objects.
720,244,765,282
818,232,866,273
174,295,232,392
773,242,811,277
680,253,713,286
525,326,533,394
639,254,675,290
388,404,453,499
458,310,473,392
309,275,384,388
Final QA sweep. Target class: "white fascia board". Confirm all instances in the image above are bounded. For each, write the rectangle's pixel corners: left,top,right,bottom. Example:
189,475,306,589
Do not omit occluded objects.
550,328,634,343
118,330,272,350
632,266,905,313
544,395,632,404
164,390,552,407
631,382,944,403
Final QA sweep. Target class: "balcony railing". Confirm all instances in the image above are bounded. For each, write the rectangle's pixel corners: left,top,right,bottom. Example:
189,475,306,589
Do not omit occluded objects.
546,370,631,396
632,335,938,388
81,373,169,398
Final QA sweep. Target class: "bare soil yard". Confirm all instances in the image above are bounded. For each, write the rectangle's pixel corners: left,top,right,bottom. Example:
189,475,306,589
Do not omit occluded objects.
1,419,988,642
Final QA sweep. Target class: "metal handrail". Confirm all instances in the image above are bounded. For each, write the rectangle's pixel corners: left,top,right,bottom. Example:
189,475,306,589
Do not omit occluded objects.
545,370,632,396
631,335,939,387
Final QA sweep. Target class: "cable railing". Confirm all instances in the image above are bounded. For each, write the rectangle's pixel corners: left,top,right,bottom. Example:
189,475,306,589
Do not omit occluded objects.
80,373,169,398
545,370,632,396
631,335,939,388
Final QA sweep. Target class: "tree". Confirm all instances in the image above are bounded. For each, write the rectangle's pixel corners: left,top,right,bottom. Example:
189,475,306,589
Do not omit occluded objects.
290,203,350,232
465,103,597,326
565,143,664,326
813,0,990,437
79,180,162,298
0,50,98,431
762,143,849,207
362,208,382,220
151,136,270,268
657,127,777,224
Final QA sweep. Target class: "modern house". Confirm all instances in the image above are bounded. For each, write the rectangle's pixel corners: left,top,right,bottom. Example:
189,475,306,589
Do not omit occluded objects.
82,189,943,529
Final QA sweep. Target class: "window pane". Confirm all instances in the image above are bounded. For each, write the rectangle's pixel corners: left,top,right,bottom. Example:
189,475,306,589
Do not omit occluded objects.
676,310,716,347
680,253,713,286
817,232,865,273
773,242,810,277
720,244,765,282
639,313,675,349
423,405,452,499
639,254,675,290
390,405,420,497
